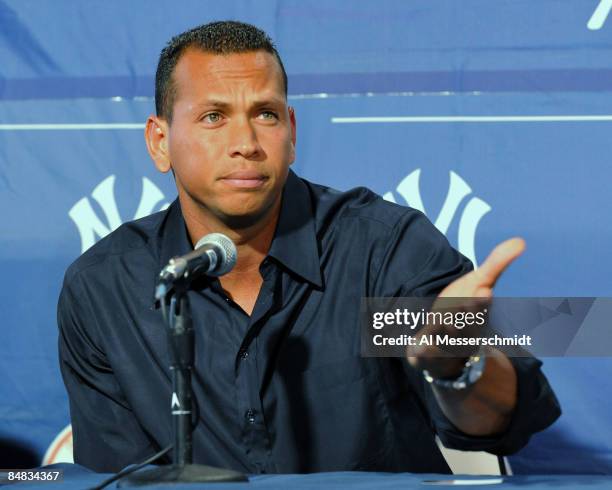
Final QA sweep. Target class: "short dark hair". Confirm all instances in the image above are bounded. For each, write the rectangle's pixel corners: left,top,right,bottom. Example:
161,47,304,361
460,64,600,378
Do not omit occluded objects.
155,20,288,123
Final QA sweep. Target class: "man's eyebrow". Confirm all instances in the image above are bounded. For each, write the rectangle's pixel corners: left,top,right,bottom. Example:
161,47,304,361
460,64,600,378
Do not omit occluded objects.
194,100,231,110
194,97,286,111
251,97,285,107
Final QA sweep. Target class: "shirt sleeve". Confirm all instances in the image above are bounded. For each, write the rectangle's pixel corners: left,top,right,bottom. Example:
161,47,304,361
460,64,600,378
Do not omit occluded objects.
420,356,561,455
371,208,561,454
57,271,161,472
370,208,473,298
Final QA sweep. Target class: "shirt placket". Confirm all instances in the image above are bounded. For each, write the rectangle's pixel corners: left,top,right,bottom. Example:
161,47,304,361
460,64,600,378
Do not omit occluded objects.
235,260,276,473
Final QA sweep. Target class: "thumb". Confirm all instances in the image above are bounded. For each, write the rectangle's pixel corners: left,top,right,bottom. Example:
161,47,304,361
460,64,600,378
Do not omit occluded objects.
476,237,526,288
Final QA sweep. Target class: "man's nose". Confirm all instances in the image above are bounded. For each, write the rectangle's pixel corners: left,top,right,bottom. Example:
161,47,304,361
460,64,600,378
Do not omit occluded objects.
227,117,263,160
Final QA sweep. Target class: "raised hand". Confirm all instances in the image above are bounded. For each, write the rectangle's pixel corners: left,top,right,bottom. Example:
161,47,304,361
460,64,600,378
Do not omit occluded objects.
407,238,526,378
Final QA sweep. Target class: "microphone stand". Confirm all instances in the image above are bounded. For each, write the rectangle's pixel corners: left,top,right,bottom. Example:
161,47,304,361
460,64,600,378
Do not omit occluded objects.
119,284,247,486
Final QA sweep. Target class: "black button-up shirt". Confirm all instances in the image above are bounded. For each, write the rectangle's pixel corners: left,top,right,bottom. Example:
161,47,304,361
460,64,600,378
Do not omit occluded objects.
58,170,560,474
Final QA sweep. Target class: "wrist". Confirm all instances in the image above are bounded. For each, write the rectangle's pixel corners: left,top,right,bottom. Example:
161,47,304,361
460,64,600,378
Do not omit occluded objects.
425,358,469,380
423,351,486,390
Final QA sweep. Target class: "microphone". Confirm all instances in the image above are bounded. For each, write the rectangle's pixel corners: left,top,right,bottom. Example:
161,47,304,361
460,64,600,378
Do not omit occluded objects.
155,233,237,299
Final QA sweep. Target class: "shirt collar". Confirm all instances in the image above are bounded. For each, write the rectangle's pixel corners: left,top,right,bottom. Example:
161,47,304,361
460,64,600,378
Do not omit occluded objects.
157,169,322,288
157,198,193,273
268,170,322,288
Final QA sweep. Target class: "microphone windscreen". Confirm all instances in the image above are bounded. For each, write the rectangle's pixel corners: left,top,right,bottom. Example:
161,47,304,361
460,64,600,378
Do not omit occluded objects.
195,233,237,275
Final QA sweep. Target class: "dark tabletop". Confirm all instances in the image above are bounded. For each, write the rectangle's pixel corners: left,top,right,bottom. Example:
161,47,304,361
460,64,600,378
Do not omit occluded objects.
3,464,612,490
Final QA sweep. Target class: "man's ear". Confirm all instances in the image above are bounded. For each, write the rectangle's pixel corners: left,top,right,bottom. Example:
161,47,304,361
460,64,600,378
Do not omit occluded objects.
288,106,297,165
145,116,171,173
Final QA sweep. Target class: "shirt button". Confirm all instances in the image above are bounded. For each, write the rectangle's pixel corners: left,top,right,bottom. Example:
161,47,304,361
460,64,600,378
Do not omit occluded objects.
245,409,256,424
239,350,249,360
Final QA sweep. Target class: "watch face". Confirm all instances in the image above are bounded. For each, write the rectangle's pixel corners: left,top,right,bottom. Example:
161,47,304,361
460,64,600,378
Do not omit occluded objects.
468,356,485,384
424,355,486,390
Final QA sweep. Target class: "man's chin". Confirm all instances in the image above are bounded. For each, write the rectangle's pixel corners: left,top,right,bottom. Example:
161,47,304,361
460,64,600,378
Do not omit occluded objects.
203,189,283,231
218,207,275,230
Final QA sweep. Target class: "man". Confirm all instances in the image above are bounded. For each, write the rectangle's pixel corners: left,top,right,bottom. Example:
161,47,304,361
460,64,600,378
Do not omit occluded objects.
58,21,560,474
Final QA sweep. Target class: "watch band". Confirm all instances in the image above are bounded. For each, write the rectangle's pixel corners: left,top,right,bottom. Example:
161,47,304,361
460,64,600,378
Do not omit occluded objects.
422,352,486,390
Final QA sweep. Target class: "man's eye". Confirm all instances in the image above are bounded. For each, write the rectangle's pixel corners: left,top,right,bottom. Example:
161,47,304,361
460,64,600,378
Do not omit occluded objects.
258,111,278,120
202,113,222,123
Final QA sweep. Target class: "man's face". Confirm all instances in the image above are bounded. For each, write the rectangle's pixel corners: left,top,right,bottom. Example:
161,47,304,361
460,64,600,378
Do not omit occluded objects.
159,48,295,228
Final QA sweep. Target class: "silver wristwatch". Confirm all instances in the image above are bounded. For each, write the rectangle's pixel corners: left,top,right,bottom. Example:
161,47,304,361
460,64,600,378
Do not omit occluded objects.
422,353,486,390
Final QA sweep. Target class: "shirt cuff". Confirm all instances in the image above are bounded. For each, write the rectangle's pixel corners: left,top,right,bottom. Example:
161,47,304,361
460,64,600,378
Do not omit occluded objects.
429,356,561,455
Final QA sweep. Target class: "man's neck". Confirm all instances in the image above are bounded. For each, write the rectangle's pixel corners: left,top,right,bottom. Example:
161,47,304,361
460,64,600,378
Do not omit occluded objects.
177,195,282,315
180,196,281,275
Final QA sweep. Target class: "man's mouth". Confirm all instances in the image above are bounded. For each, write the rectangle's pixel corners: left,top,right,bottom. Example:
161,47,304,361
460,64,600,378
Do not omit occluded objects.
220,170,268,189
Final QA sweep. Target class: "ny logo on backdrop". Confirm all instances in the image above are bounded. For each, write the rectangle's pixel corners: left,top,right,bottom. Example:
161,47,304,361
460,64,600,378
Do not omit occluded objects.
589,0,612,29
69,175,170,253
383,169,491,267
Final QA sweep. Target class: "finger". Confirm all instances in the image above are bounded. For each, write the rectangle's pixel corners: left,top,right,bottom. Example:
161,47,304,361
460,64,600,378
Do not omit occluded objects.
437,271,494,298
474,286,493,298
476,237,525,288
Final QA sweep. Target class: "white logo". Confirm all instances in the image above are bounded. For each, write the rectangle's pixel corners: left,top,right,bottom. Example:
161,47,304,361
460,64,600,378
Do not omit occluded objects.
69,175,170,253
588,0,612,30
171,392,181,409
383,169,491,267
42,424,73,465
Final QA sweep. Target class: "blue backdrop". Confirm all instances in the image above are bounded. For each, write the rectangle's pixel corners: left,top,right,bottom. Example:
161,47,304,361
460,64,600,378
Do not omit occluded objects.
1,0,612,474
